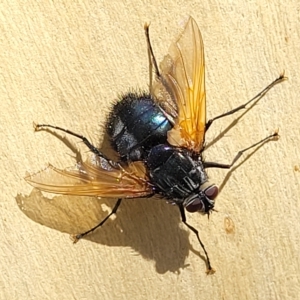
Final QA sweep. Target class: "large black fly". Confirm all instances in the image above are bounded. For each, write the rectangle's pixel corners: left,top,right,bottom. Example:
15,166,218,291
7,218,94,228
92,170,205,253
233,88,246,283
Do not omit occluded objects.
26,17,286,273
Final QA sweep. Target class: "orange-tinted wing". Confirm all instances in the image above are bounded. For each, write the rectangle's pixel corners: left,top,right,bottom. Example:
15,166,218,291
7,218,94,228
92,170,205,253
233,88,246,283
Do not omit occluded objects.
25,157,153,198
152,17,206,153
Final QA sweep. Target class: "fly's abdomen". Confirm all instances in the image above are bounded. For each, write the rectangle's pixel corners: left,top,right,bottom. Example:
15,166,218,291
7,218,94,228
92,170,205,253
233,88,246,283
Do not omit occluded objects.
107,93,172,161
147,145,207,201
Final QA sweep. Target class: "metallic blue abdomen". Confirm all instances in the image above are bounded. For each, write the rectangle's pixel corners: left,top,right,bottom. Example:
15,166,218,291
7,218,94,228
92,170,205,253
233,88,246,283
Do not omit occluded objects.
107,92,172,161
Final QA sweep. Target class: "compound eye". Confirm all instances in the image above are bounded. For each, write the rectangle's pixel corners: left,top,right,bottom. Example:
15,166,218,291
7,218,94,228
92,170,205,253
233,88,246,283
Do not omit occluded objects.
204,185,218,200
186,198,204,213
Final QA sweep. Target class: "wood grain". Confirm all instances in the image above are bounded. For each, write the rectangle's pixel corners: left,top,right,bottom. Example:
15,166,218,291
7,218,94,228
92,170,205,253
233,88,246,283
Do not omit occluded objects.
1,1,299,299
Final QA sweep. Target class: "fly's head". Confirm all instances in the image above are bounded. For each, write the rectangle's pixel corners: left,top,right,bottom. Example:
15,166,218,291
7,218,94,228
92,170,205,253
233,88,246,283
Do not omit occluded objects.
183,181,218,214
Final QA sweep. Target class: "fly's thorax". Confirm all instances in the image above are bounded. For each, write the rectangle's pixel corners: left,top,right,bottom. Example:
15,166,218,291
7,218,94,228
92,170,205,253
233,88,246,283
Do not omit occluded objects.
147,145,215,207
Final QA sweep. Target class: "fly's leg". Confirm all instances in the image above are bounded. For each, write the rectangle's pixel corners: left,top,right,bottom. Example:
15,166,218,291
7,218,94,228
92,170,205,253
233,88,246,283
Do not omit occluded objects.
144,23,160,92
34,123,120,169
144,24,176,124
72,199,122,243
205,73,287,131
35,124,124,242
178,204,215,274
204,131,278,169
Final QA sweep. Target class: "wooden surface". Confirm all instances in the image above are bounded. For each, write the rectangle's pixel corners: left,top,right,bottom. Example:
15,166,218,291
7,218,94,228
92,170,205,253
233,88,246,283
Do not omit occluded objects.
1,1,299,299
